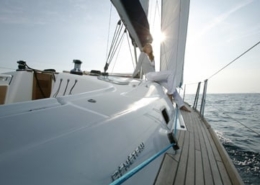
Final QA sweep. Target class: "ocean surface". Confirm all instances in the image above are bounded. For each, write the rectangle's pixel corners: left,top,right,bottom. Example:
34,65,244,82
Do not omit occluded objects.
184,93,260,185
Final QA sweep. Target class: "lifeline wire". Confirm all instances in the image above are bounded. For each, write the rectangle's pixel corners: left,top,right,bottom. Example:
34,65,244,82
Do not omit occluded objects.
106,3,113,59
208,41,260,79
184,41,260,85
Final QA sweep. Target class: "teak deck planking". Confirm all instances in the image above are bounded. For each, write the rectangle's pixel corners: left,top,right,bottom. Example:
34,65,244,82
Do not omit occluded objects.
154,107,244,185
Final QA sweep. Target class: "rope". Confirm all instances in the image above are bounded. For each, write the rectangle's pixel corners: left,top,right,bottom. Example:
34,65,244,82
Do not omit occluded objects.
208,41,260,79
109,142,175,185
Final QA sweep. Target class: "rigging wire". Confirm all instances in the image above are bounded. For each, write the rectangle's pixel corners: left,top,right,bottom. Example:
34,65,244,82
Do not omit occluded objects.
185,82,202,86
106,20,123,63
104,20,124,72
151,0,160,31
208,41,260,79
107,28,125,66
111,31,126,73
184,41,260,85
126,32,135,69
183,41,260,137
106,3,113,59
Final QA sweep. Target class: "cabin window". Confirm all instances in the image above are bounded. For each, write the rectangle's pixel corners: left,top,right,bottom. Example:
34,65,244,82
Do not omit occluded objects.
162,108,169,124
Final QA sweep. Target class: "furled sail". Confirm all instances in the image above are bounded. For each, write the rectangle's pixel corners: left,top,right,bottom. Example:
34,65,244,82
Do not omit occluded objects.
111,0,153,49
160,0,190,88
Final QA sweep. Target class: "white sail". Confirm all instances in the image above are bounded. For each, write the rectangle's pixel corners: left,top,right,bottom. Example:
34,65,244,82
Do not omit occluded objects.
160,0,190,88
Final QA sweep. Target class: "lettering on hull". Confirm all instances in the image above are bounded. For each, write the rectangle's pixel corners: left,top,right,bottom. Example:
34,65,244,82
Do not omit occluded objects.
111,142,145,181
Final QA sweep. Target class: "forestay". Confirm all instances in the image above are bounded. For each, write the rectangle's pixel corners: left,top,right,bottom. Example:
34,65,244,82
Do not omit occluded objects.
160,0,190,88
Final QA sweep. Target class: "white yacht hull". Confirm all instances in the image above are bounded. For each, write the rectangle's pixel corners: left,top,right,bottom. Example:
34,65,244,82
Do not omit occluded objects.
0,72,185,184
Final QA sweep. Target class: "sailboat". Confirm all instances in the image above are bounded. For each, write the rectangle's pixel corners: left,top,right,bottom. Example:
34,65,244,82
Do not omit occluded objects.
0,0,243,185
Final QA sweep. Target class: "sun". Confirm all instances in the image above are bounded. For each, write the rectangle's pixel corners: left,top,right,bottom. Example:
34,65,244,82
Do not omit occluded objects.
152,30,166,43
159,31,166,42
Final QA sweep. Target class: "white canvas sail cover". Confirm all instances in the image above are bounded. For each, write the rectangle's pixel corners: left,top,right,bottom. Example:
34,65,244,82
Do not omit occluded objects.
160,0,190,88
111,0,153,50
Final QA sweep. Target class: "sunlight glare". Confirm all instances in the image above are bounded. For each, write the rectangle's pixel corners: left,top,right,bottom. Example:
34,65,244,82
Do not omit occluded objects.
160,32,166,42
152,30,166,43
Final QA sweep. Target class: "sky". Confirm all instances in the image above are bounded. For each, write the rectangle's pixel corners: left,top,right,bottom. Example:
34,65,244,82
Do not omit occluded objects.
0,0,259,94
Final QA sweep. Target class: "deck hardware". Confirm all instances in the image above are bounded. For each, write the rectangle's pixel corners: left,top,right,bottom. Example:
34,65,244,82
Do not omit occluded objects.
70,60,83,75
17,60,27,71
53,79,63,97
88,99,96,103
162,108,169,124
69,79,78,95
63,79,70,95
168,132,179,150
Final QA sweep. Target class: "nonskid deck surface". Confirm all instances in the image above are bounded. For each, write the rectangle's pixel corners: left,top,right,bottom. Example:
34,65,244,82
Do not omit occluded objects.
154,107,244,185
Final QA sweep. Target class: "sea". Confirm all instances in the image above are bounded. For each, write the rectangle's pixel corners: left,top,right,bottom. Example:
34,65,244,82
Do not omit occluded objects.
184,93,260,185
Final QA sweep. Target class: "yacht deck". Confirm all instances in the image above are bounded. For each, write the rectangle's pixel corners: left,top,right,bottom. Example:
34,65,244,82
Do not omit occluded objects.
154,107,244,185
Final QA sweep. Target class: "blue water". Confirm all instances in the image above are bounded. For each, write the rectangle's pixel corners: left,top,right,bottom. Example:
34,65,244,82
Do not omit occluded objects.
185,93,260,185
